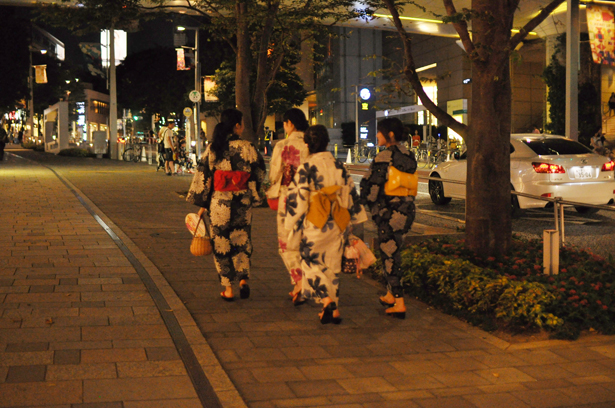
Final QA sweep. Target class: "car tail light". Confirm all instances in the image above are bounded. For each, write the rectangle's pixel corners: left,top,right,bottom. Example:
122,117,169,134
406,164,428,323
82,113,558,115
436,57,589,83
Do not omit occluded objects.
601,161,615,171
541,193,553,198
532,162,565,174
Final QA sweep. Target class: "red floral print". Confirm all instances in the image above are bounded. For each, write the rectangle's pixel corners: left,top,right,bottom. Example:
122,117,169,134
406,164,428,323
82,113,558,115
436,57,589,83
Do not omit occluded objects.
281,146,301,186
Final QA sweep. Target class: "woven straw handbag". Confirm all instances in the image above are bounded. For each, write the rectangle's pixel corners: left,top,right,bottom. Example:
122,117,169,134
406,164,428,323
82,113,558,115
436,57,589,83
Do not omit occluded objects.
190,216,212,256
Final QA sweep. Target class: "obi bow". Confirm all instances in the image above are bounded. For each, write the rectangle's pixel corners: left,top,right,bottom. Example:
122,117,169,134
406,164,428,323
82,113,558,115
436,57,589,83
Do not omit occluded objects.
306,185,351,232
214,170,251,192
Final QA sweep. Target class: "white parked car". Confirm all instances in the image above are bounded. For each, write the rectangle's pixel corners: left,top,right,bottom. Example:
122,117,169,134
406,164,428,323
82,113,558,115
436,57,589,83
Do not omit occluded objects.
428,134,615,214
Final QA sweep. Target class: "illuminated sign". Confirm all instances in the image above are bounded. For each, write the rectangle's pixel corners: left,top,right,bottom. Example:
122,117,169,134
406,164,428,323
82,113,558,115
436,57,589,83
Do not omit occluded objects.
360,125,369,139
463,78,471,84
101,30,127,68
362,103,369,110
359,88,371,100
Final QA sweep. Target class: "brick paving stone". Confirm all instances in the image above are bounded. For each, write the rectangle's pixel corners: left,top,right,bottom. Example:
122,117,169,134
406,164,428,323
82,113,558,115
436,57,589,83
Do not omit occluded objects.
464,392,531,408
0,366,7,382
144,346,180,361
116,360,187,378
515,364,577,380
55,349,81,365
298,364,354,381
46,363,117,380
5,365,47,383
231,381,296,402
559,384,615,404
474,367,537,384
512,388,578,408
336,377,397,394
0,380,82,407
413,396,478,408
431,371,494,388
5,342,49,352
29,285,56,293
81,325,170,341
81,348,145,363
70,403,123,408
1,350,54,366
249,366,307,383
123,400,203,408
83,376,198,402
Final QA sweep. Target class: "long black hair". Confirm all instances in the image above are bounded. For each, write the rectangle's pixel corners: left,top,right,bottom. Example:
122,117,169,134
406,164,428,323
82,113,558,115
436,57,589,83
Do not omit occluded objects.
283,108,309,132
211,108,243,162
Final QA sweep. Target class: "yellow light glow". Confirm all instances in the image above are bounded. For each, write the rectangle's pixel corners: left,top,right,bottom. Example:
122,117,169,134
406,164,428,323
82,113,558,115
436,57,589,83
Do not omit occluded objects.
511,29,537,36
373,13,442,24
416,63,437,73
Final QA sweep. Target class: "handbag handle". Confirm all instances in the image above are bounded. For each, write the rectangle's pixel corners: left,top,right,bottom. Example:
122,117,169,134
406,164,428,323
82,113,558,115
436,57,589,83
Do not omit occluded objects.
193,212,212,238
193,216,203,238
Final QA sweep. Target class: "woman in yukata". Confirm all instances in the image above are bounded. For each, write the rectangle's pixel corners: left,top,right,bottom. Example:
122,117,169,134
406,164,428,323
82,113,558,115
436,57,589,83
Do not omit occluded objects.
267,108,311,305
285,125,367,324
360,118,417,319
186,109,266,301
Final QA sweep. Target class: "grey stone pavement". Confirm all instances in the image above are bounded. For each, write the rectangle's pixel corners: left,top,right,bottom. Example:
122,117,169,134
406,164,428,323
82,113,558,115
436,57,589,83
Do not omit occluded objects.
2,146,615,408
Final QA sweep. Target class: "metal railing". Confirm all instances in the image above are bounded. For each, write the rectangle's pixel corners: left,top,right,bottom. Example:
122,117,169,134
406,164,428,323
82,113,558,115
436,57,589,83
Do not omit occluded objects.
420,175,615,247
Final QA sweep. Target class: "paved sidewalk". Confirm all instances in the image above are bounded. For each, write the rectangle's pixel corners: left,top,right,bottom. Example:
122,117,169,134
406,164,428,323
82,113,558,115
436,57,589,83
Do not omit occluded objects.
3,149,615,408
0,153,242,408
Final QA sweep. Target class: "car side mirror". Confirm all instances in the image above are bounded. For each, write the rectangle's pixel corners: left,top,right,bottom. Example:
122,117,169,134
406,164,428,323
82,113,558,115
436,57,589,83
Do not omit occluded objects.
453,151,460,160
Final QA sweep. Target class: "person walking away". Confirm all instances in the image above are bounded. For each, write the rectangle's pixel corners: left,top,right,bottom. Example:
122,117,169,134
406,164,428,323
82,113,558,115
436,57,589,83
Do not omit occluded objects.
267,108,311,304
360,117,417,319
609,93,615,116
160,122,176,176
0,119,8,161
186,109,266,301
285,125,367,324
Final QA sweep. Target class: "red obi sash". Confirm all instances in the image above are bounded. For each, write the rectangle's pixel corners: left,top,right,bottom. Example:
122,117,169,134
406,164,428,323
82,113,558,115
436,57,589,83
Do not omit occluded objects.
214,170,251,192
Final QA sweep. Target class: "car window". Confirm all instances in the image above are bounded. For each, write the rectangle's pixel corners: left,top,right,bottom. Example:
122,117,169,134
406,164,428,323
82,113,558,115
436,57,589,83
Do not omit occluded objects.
521,138,593,155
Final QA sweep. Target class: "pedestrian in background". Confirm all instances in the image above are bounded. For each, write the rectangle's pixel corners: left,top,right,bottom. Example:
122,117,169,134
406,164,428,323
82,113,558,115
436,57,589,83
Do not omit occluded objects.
285,125,367,324
609,93,615,116
360,117,417,319
160,121,176,176
0,119,8,161
267,108,310,304
186,109,266,301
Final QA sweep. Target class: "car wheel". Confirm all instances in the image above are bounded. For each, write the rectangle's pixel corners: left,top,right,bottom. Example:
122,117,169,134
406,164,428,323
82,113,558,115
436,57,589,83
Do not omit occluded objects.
574,205,600,215
429,174,451,205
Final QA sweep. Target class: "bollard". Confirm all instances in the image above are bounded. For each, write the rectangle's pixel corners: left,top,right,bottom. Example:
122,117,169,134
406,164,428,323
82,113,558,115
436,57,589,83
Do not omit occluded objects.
346,149,352,164
335,144,338,158
141,146,147,163
543,229,559,275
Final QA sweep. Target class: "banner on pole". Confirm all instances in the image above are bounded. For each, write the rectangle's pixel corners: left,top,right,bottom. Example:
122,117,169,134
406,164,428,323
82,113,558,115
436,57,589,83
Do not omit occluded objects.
176,48,190,70
203,76,219,102
587,5,615,66
34,65,47,84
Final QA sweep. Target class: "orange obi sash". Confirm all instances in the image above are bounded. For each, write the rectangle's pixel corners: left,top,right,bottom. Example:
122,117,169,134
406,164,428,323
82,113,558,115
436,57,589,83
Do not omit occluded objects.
214,170,251,192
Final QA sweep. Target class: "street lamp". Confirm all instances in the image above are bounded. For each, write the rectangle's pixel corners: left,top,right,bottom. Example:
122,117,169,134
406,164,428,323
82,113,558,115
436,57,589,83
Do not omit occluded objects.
177,25,201,158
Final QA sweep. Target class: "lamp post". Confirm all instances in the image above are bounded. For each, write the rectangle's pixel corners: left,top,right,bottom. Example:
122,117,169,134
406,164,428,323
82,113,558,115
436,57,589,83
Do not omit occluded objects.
177,25,201,159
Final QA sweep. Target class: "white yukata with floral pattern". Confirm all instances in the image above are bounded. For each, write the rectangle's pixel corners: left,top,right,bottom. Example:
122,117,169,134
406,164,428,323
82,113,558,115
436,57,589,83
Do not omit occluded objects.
267,131,310,285
284,152,367,305
187,136,266,287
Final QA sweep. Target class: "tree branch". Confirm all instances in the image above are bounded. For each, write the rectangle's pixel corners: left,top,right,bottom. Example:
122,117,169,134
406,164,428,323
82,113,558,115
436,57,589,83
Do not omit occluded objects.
442,0,476,59
509,0,564,50
381,0,468,139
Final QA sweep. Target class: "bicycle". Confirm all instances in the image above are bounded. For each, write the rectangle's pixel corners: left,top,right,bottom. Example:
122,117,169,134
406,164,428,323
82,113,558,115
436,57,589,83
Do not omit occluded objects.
352,142,378,163
123,143,144,163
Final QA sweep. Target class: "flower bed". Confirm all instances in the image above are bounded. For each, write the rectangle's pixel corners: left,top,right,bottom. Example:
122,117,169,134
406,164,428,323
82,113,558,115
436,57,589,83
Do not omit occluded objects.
373,236,615,339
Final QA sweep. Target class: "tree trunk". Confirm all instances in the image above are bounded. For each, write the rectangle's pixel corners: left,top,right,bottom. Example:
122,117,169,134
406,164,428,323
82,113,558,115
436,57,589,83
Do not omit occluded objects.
235,2,255,142
464,0,516,256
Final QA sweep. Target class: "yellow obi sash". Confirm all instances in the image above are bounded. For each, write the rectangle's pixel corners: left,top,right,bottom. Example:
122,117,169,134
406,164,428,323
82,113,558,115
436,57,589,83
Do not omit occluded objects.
306,185,351,231
384,166,418,196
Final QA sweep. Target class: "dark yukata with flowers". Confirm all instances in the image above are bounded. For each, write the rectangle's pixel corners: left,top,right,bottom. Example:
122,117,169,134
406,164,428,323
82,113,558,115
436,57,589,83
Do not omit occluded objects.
360,145,417,298
187,135,266,286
